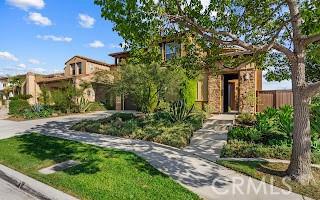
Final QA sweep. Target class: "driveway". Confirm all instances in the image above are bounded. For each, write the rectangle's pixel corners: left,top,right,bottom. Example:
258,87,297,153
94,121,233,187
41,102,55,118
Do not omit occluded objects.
0,111,113,139
0,111,311,200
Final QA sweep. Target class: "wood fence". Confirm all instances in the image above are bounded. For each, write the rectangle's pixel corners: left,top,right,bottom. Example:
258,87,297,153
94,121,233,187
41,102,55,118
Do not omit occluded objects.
256,90,293,112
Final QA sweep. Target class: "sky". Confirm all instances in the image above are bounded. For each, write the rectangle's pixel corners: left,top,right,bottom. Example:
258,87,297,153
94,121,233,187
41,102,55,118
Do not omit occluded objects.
0,0,292,90
0,0,123,76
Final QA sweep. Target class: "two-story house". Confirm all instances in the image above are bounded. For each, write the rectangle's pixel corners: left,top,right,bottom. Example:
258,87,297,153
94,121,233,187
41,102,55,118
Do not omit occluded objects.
0,55,113,105
109,40,263,113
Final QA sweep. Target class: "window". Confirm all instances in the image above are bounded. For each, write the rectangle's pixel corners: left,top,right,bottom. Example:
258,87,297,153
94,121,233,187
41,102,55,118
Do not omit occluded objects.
165,42,180,60
89,64,94,72
71,64,76,75
77,62,82,74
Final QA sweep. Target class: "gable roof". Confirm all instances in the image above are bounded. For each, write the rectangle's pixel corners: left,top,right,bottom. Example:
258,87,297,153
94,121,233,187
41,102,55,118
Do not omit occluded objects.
65,55,111,67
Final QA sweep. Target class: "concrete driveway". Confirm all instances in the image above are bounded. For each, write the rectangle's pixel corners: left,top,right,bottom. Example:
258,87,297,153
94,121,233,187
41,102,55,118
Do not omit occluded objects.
0,111,114,140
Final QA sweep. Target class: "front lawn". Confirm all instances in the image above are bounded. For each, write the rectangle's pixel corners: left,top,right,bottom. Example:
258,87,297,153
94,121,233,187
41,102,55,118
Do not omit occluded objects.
217,160,320,199
0,133,199,200
71,112,204,148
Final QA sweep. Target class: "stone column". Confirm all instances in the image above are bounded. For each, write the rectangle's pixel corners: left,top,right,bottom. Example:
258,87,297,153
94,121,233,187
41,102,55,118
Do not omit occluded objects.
239,69,256,113
115,96,122,111
25,72,37,105
208,74,222,113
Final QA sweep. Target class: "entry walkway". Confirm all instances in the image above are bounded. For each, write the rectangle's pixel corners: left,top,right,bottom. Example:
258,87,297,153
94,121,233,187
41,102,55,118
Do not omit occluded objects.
183,114,234,161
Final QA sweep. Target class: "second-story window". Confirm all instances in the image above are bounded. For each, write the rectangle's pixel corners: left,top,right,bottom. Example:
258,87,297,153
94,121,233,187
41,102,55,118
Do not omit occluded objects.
71,63,76,75
77,62,82,74
165,42,180,61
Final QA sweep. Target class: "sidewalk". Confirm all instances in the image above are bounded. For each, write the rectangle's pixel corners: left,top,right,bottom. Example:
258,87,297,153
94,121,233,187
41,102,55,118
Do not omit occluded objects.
27,120,311,200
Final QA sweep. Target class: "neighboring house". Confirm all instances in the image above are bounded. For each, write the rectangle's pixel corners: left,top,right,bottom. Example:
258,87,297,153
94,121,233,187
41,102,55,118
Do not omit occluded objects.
0,55,114,105
109,40,263,113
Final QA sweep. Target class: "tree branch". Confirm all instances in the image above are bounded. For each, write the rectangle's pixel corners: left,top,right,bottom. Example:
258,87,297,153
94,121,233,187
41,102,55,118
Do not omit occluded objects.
273,43,296,62
304,81,320,98
302,33,320,46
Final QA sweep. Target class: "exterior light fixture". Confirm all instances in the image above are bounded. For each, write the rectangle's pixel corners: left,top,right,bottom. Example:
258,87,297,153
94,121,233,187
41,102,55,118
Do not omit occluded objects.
244,72,250,81
9,92,14,98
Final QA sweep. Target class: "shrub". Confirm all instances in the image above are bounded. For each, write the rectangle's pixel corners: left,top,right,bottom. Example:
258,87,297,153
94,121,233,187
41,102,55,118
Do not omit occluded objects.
108,112,136,121
9,99,30,115
169,100,194,122
221,140,320,164
22,105,54,119
236,113,256,126
87,102,106,112
71,112,202,148
153,123,193,148
180,79,197,108
186,111,206,130
9,94,32,100
221,140,292,160
51,82,82,113
228,127,262,143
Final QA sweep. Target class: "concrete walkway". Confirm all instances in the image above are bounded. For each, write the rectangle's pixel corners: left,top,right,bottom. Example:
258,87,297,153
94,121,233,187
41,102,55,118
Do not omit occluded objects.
0,112,312,200
183,114,234,161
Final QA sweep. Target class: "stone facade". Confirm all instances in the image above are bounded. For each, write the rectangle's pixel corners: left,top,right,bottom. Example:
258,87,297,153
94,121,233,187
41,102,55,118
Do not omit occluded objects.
206,63,260,113
239,69,257,113
208,74,222,113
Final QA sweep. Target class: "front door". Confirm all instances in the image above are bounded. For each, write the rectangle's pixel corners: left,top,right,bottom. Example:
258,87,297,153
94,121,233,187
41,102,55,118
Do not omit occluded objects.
223,73,239,113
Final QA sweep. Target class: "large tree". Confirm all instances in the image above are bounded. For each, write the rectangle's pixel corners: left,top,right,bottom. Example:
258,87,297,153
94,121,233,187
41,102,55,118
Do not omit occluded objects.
95,0,320,184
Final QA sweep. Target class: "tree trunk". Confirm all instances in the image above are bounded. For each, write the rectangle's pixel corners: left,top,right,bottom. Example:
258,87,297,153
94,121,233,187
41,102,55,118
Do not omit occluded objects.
287,90,314,184
287,52,314,185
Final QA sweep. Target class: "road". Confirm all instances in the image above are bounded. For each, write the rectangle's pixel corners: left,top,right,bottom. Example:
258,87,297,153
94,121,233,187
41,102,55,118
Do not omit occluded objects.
0,178,37,200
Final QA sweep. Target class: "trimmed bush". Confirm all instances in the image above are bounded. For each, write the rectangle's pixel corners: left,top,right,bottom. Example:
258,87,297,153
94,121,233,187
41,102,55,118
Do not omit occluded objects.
9,99,30,115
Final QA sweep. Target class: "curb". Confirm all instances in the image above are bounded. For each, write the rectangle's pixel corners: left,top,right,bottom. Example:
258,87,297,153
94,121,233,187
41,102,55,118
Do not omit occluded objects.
0,164,78,200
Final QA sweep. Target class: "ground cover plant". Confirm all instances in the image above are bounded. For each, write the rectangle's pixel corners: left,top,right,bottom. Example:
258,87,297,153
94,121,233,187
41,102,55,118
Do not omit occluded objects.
221,105,320,164
217,160,320,200
72,107,205,148
0,133,199,200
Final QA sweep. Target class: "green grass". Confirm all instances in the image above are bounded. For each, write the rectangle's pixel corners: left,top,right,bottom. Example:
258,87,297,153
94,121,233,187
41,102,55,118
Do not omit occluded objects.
217,160,320,199
0,133,199,200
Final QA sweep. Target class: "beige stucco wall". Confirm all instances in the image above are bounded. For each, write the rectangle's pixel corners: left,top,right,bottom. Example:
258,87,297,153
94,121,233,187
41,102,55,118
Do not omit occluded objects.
65,57,110,77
